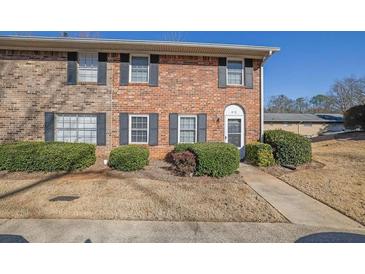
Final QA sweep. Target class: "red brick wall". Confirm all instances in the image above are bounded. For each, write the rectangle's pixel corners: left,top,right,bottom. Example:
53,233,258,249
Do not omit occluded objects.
110,54,262,159
0,50,262,159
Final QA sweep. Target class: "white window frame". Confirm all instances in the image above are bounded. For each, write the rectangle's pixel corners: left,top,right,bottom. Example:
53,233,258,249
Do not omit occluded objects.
77,52,98,83
178,115,197,144
54,113,97,144
129,54,150,83
226,58,244,86
129,114,149,144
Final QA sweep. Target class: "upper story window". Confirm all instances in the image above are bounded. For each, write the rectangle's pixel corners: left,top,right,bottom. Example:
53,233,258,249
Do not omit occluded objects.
178,115,197,144
227,59,243,86
129,115,149,144
78,52,98,82
130,55,149,83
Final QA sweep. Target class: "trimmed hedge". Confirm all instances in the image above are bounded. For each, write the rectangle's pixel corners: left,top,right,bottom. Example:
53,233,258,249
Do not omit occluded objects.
0,141,96,172
245,142,275,167
108,145,149,171
264,130,312,166
344,105,365,130
174,142,240,177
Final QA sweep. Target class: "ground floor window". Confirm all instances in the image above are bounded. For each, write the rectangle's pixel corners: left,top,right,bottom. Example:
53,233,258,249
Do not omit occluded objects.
178,115,197,143
129,115,149,144
55,114,97,144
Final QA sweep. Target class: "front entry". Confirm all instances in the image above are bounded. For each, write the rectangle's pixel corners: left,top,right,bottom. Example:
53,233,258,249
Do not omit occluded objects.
224,105,245,158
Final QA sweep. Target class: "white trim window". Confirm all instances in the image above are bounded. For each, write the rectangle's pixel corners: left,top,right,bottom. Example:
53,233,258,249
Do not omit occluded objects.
227,59,244,86
78,52,98,82
129,115,149,144
130,55,149,83
178,115,197,144
55,114,97,144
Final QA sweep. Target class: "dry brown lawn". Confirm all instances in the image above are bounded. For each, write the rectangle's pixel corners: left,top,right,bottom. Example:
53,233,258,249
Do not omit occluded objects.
0,161,285,222
263,132,365,225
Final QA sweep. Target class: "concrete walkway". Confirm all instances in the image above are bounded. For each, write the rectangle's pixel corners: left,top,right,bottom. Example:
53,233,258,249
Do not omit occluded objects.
0,219,364,243
240,164,363,229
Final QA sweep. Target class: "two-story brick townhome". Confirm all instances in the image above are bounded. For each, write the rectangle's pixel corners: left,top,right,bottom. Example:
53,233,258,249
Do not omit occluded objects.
0,36,279,159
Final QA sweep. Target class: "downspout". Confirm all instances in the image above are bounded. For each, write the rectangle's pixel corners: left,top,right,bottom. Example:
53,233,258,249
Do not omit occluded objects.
260,50,273,142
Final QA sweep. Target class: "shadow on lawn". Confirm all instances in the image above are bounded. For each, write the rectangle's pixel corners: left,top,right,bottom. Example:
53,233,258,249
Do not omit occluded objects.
296,232,365,243
0,173,68,200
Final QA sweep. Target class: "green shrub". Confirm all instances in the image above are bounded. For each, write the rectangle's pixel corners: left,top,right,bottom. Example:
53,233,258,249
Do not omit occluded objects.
108,145,149,171
344,105,365,130
264,130,312,166
174,142,240,177
0,141,96,172
174,143,195,153
245,142,275,167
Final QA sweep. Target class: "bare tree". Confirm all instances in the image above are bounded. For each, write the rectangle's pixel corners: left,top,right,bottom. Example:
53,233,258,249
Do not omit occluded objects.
266,95,295,113
329,76,365,112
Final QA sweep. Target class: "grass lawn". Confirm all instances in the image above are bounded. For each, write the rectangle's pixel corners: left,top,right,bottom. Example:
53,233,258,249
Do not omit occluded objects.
263,132,365,226
0,161,285,223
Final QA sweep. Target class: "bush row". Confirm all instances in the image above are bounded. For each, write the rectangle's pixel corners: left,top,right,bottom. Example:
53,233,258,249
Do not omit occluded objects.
173,142,240,177
263,130,312,166
0,142,96,172
245,142,275,167
108,145,149,171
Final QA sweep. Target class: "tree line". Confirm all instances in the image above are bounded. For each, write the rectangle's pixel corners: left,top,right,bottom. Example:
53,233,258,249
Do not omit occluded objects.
266,76,365,113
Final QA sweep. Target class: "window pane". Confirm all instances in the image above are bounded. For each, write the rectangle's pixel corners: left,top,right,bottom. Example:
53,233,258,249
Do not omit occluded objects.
228,134,241,147
180,130,195,143
131,56,148,82
78,52,98,82
55,114,97,144
131,116,148,129
131,130,148,143
228,119,241,134
180,117,195,130
227,60,243,85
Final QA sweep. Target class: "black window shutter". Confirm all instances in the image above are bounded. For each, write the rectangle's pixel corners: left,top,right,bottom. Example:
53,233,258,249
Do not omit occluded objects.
67,52,78,85
44,112,55,142
97,53,107,85
218,57,227,88
149,54,159,87
96,113,106,145
197,113,207,143
169,113,178,145
244,59,254,89
149,113,159,146
120,53,130,86
119,113,129,145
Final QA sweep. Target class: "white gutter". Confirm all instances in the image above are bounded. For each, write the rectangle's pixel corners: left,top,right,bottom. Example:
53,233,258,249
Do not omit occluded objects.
260,50,274,142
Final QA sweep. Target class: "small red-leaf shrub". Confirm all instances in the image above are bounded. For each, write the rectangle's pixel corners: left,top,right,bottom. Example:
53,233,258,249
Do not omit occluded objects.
170,151,196,176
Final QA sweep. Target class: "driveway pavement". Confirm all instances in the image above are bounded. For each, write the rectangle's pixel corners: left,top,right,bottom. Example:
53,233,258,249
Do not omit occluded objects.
0,219,365,243
240,164,363,229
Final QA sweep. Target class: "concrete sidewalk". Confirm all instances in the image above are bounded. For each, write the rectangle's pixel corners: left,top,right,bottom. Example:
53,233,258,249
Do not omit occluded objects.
0,219,364,243
240,164,363,230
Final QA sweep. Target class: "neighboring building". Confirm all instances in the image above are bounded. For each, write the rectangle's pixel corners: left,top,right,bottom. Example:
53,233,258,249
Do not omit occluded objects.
0,36,279,159
264,113,344,137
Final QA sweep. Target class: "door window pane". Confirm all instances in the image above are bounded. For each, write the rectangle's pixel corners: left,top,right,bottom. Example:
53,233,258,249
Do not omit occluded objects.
227,118,242,147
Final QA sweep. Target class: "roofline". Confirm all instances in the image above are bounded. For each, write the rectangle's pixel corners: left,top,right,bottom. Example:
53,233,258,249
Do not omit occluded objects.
0,36,280,59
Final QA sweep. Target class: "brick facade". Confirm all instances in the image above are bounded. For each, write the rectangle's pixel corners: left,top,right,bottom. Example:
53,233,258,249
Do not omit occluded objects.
0,49,262,159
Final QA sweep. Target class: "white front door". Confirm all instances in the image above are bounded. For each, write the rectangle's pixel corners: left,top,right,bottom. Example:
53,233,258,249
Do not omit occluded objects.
224,105,245,158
